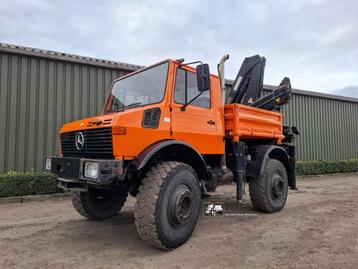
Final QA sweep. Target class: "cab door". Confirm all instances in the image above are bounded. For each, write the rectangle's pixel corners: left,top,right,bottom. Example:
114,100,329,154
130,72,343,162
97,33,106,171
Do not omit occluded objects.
171,67,223,154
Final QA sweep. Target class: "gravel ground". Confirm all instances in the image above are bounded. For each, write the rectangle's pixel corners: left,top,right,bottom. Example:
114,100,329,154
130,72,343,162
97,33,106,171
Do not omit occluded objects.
1,174,358,269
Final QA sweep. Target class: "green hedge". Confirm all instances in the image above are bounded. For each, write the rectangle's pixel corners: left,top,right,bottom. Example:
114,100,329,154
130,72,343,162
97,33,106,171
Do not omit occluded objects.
0,159,357,198
0,171,61,198
296,159,358,176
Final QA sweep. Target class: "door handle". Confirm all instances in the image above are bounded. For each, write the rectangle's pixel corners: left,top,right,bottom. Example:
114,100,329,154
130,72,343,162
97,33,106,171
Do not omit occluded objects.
207,120,216,125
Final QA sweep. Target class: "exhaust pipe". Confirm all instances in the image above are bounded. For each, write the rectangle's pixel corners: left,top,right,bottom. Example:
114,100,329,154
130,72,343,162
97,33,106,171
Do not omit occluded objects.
218,54,230,174
218,54,230,104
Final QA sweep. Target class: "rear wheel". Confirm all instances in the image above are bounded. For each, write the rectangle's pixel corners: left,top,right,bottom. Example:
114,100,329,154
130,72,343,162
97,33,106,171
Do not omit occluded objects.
71,187,128,220
249,159,288,213
135,161,201,250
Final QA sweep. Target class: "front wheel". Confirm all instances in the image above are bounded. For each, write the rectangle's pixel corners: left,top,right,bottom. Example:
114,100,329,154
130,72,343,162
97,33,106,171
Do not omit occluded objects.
71,187,128,220
249,159,288,213
134,161,201,250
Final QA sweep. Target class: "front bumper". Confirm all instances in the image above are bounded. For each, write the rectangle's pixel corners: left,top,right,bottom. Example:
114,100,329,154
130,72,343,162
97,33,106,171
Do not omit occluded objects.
46,157,125,190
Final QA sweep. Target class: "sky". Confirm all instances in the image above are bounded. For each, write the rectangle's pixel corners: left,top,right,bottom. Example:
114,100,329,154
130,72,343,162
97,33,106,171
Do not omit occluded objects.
1,0,358,97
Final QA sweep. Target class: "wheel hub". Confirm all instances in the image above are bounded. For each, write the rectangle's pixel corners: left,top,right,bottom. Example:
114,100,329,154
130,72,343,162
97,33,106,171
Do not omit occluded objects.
175,190,192,223
168,185,193,226
271,175,284,199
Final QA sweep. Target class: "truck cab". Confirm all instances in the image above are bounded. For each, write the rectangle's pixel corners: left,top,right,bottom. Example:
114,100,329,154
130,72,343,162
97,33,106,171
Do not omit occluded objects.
59,59,225,161
46,56,297,250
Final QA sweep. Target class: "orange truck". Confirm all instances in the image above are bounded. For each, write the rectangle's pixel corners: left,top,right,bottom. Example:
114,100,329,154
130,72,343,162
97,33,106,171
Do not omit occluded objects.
46,54,298,249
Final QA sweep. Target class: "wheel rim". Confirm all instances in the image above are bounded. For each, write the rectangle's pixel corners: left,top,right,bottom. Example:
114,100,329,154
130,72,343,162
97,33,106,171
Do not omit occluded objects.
168,184,193,228
270,173,285,201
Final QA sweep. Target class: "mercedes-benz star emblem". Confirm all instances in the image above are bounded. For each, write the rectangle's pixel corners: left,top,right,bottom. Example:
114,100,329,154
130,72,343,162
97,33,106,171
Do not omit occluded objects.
75,132,85,150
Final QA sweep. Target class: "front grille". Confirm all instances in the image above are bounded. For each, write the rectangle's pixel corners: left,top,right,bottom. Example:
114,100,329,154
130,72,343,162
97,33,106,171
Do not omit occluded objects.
61,127,114,159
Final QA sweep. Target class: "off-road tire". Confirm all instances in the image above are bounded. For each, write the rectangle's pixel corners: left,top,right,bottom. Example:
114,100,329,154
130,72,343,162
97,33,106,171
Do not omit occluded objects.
134,161,201,250
71,187,128,220
249,159,288,213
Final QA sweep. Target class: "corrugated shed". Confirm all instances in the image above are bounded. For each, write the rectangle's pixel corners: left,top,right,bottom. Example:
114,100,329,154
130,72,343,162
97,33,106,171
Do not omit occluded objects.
1,43,358,172
280,91,358,161
0,45,134,172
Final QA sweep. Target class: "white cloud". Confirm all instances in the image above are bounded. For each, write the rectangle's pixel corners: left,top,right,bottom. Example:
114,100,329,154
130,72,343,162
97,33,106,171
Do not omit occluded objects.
0,0,357,94
329,86,358,98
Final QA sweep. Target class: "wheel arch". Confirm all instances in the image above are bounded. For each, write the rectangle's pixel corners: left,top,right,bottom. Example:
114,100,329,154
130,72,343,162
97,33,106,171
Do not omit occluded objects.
135,140,210,181
247,145,295,188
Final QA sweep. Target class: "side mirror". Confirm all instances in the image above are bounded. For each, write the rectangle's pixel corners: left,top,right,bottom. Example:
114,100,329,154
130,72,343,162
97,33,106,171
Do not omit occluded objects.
196,64,211,92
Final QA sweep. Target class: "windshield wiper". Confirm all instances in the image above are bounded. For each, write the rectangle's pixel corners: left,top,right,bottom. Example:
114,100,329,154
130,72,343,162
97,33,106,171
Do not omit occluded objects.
116,102,142,112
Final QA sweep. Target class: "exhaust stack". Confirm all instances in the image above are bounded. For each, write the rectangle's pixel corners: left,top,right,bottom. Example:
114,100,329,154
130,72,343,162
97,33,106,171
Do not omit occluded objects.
218,54,230,105
218,54,231,178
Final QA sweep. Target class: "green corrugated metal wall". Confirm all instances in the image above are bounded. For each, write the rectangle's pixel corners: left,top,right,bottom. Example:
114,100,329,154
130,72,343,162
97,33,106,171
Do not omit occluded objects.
280,91,358,161
0,48,131,172
1,45,358,173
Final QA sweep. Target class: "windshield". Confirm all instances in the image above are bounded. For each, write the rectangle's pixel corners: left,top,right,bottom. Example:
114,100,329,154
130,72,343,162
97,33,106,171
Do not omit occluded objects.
104,62,169,113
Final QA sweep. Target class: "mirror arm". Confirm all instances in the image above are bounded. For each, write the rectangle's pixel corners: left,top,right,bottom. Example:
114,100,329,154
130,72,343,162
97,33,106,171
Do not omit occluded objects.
181,91,204,111
181,60,203,66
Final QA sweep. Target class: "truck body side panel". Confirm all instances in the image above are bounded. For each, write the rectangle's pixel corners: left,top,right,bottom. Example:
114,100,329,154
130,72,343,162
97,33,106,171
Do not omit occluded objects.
224,104,284,142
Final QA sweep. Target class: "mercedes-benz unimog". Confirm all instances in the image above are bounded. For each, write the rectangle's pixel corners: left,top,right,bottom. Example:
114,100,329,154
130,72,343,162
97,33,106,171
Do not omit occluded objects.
46,54,298,249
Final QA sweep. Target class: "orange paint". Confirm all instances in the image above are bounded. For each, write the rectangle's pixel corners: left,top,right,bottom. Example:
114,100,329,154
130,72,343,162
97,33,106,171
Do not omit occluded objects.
60,59,284,159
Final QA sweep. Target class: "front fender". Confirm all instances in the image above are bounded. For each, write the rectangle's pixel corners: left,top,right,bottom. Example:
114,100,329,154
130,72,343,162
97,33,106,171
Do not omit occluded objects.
135,139,210,181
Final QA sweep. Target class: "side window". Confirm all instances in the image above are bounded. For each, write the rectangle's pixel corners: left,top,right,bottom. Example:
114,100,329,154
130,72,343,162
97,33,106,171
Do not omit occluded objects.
174,69,185,104
187,71,210,108
174,68,211,109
